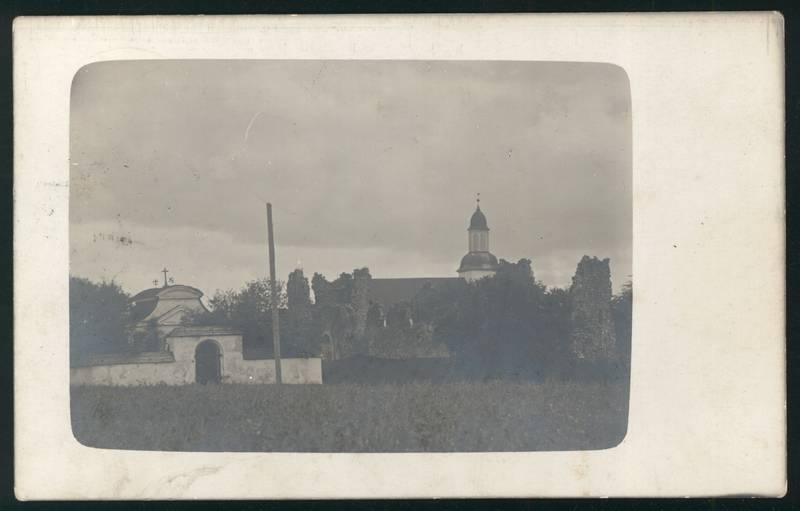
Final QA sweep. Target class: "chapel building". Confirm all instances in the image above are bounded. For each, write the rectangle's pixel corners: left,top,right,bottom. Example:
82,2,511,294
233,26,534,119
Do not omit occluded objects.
129,284,209,338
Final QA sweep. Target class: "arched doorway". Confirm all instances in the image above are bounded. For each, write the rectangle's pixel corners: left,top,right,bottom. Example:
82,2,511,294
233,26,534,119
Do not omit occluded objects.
195,339,221,384
320,333,335,360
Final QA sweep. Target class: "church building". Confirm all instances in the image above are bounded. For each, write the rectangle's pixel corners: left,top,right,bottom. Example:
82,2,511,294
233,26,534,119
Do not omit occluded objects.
366,198,501,309
306,198,500,360
457,201,499,282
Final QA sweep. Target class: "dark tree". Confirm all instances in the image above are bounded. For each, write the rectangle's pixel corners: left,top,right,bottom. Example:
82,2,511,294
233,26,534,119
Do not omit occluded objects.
611,281,632,362
430,259,559,377
187,278,287,357
413,283,443,324
286,269,318,357
311,273,333,305
287,269,311,309
331,272,355,303
366,303,385,329
69,276,131,363
130,318,163,352
537,287,572,369
386,301,413,330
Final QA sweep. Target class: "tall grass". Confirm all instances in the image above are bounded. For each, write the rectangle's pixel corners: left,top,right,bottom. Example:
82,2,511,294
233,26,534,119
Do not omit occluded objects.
71,380,628,452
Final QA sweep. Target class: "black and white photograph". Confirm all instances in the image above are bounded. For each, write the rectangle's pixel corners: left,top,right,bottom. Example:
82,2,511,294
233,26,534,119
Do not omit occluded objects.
11,13,786,499
68,59,632,452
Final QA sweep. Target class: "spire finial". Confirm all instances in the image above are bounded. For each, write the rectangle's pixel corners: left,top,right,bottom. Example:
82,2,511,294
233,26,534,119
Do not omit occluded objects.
476,192,481,209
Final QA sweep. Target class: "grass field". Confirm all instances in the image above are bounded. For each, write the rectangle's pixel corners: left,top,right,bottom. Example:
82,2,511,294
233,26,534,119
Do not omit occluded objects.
71,380,628,452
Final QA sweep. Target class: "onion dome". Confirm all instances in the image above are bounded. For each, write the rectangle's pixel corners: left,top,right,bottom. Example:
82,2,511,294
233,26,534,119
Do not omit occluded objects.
458,251,499,272
469,206,489,231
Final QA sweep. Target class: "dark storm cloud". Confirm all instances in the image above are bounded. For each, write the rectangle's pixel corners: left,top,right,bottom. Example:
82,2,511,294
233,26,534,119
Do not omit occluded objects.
70,60,631,294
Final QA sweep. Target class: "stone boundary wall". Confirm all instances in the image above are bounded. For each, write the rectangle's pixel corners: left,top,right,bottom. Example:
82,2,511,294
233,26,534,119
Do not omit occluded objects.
72,351,176,368
71,357,185,386
71,357,323,386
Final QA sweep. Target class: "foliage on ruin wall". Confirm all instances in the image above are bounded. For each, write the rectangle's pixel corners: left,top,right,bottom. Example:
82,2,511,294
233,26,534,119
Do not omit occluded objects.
366,315,449,359
305,257,630,376
568,256,617,362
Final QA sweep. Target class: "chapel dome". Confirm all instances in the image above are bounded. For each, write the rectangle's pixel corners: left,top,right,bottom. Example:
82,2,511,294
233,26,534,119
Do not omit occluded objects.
469,207,489,230
458,251,499,272
129,284,205,322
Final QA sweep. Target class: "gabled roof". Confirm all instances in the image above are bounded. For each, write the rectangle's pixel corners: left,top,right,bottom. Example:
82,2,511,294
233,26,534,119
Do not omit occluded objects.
368,277,463,308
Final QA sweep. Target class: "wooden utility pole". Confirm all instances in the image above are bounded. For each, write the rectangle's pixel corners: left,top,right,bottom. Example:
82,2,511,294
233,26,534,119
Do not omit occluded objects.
267,203,282,384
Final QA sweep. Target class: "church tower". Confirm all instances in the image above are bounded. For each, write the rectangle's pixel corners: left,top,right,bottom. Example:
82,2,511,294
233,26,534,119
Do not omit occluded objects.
457,195,499,282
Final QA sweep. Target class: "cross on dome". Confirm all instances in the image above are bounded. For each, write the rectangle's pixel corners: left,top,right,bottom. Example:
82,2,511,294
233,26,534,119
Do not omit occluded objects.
469,196,489,231
459,195,498,280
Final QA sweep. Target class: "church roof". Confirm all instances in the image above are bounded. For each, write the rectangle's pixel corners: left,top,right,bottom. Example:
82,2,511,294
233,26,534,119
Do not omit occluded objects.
469,206,489,230
368,277,463,307
458,251,499,272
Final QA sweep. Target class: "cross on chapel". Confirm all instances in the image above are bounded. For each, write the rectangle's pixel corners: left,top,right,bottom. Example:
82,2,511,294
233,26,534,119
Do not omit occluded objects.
160,267,174,288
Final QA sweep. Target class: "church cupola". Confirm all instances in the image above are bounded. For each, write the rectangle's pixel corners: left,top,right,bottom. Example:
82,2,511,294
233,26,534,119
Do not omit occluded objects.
458,194,499,282
468,205,490,252
469,206,489,231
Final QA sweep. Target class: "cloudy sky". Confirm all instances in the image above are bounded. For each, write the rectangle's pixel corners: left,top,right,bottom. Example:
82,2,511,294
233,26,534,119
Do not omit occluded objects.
70,60,631,297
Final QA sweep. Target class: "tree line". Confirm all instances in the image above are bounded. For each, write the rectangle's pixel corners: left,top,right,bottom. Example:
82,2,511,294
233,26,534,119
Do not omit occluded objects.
70,262,631,380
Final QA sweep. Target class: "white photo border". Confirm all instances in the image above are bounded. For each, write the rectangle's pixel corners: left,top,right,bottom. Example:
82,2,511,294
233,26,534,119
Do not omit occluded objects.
13,13,786,499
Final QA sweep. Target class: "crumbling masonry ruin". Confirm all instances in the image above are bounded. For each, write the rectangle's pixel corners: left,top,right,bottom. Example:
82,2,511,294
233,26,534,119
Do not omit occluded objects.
568,256,617,362
284,255,620,362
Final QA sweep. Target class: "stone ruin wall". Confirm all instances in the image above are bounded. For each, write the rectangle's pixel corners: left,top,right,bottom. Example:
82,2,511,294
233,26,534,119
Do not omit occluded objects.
293,256,619,362
351,268,371,340
366,321,450,359
568,255,617,362
286,269,314,355
300,268,447,360
308,270,364,360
